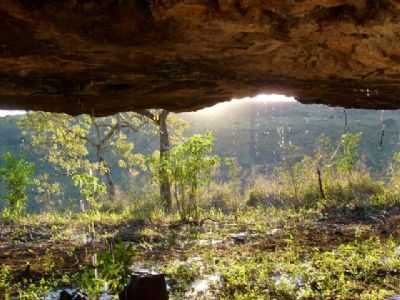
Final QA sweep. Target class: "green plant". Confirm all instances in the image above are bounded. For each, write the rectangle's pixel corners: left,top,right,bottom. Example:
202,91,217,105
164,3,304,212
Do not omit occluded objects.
336,132,362,175
79,241,136,297
72,173,107,211
0,264,11,299
18,112,147,203
0,153,35,219
150,132,220,220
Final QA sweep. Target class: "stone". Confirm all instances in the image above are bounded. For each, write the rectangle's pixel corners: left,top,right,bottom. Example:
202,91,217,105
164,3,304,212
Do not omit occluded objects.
119,272,169,300
59,289,88,300
0,1,400,115
230,232,248,244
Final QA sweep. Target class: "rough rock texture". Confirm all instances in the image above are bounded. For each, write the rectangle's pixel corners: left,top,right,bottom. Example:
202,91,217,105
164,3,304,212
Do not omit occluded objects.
1,0,400,115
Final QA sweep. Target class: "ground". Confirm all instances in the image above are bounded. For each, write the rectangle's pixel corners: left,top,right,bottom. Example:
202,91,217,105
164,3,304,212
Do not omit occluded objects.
1,205,400,299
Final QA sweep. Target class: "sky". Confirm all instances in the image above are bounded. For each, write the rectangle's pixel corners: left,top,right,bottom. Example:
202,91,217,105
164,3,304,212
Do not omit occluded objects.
194,94,296,115
0,110,26,117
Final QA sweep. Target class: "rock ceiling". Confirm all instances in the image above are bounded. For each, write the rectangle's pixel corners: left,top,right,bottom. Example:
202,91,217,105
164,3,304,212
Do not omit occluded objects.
0,0,400,115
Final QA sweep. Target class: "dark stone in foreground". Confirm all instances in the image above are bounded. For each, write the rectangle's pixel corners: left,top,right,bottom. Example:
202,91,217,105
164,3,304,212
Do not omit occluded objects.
59,289,88,300
119,273,169,300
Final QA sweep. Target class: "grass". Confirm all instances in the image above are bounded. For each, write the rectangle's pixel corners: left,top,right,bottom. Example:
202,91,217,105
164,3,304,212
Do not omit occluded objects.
1,203,400,299
3,162,400,299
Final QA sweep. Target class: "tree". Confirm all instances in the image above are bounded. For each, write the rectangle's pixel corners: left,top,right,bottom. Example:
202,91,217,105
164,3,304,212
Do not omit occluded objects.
135,109,186,211
0,153,35,219
151,132,220,220
33,173,63,211
336,132,362,175
314,134,334,200
18,112,146,209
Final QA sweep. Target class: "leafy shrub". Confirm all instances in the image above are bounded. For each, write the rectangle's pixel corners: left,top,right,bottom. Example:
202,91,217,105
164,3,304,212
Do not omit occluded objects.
246,171,321,209
0,264,11,298
0,153,35,220
79,241,136,297
203,182,243,213
150,133,221,220
325,172,384,208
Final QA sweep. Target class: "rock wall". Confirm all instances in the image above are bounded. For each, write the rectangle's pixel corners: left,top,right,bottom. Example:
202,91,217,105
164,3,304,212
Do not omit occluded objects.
0,0,400,115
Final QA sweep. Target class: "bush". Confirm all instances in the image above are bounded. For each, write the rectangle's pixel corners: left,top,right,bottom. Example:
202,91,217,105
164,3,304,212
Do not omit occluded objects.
245,174,321,209
204,182,243,213
0,153,35,220
325,172,384,208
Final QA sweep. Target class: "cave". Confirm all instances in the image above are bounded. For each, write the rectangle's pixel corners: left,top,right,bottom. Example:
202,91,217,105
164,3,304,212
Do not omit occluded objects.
0,0,399,115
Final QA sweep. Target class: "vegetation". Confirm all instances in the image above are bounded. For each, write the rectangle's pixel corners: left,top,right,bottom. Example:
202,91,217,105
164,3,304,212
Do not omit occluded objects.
1,102,400,299
0,153,35,219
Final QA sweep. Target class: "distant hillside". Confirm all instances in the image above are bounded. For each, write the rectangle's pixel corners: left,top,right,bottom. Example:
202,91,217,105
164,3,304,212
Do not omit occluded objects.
182,101,400,173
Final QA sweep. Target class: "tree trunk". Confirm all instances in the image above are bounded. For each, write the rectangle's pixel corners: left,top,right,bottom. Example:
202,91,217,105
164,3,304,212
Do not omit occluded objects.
103,160,116,201
159,110,172,211
92,118,116,201
96,146,116,201
249,105,258,164
317,167,326,199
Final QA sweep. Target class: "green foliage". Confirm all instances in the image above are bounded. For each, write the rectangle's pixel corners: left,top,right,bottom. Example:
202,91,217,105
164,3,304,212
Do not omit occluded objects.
33,173,64,211
79,242,136,297
151,132,221,220
0,264,11,299
336,132,362,174
0,153,35,219
388,151,400,194
72,173,107,210
218,238,399,300
164,262,201,295
18,112,146,209
244,133,388,210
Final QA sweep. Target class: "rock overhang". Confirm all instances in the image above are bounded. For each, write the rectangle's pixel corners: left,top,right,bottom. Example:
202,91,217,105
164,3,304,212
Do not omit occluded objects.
0,0,399,115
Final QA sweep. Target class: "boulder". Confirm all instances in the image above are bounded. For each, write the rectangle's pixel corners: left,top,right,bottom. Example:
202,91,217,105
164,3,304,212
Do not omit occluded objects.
119,273,168,300
59,289,88,300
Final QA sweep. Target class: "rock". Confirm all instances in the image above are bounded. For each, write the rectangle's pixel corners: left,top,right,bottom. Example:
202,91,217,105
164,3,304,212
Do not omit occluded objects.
230,232,248,244
59,290,88,300
198,239,223,246
119,272,169,300
230,232,259,244
1,1,400,115
386,296,400,300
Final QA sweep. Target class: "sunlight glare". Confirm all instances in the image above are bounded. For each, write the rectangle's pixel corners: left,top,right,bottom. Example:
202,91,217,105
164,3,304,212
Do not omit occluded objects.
196,94,296,114
235,94,296,103
0,110,26,117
